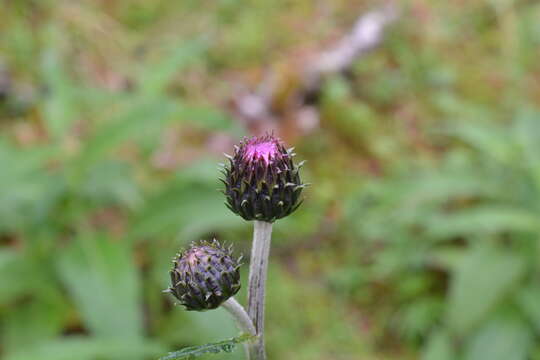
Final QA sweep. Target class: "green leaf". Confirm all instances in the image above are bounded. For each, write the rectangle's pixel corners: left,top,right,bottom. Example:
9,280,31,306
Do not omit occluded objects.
448,120,517,165
137,39,208,95
515,108,540,188
464,315,532,360
71,100,237,184
129,161,241,240
57,234,143,339
426,206,539,238
173,103,239,131
0,142,62,231
4,336,163,360
446,246,526,334
2,292,68,353
79,160,142,209
421,330,455,360
41,34,79,139
159,334,254,360
516,285,540,335
399,297,444,341
0,250,25,303
0,249,43,304
71,100,177,178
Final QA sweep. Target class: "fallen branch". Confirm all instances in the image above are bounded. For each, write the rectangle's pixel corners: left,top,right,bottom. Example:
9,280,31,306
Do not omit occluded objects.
232,4,399,132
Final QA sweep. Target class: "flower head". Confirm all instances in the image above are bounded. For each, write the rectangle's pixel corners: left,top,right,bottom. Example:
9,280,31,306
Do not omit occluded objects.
221,133,306,222
243,137,279,164
166,240,241,311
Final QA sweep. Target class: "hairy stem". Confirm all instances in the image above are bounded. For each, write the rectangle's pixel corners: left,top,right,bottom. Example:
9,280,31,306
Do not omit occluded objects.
247,220,273,360
222,297,256,337
222,297,257,359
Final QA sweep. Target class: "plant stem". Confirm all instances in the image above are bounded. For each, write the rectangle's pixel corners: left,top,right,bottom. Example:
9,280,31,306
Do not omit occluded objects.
221,297,257,360
222,297,257,360
222,297,256,337
247,220,273,360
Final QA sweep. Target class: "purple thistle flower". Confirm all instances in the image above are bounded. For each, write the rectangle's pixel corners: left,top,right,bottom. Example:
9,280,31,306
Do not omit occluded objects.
166,240,242,311
221,133,306,222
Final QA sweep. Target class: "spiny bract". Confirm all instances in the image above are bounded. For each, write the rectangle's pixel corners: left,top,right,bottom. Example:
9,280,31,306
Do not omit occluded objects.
166,240,242,311
220,133,306,222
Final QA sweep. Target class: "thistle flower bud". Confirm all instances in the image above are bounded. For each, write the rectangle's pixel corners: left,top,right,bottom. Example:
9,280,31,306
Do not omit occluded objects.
166,240,242,311
220,134,306,222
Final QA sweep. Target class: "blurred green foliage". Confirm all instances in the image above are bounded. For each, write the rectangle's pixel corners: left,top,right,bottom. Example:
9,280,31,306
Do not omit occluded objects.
1,0,540,359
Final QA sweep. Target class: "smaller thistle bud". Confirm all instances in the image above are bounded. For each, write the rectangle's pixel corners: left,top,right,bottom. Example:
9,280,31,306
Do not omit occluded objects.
220,133,306,222
166,240,242,311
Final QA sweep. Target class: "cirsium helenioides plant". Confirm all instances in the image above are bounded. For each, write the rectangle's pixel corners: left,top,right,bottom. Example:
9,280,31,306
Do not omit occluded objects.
162,133,306,360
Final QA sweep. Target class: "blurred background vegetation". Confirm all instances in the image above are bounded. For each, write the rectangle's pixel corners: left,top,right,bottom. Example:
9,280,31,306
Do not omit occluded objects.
1,0,540,359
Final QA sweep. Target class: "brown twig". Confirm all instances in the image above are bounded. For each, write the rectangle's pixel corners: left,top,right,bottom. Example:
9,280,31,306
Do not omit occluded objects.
232,4,399,134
